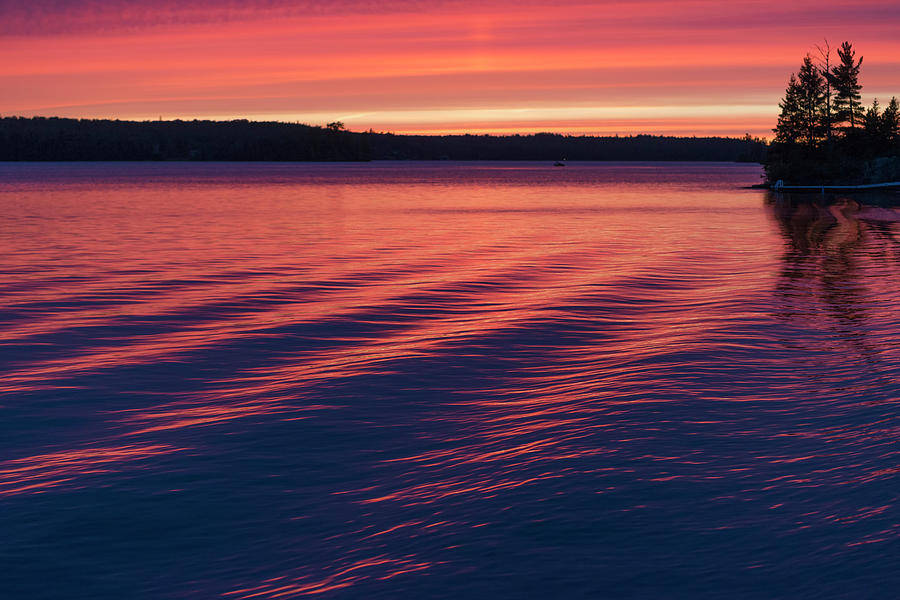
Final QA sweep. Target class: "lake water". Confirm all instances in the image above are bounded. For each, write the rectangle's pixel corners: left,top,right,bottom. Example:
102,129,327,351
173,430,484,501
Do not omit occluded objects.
2,161,899,599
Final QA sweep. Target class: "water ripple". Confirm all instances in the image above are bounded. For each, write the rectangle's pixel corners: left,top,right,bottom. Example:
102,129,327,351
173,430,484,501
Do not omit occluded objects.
2,163,900,598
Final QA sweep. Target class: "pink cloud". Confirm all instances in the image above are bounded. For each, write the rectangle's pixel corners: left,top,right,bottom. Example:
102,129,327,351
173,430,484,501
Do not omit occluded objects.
3,0,899,137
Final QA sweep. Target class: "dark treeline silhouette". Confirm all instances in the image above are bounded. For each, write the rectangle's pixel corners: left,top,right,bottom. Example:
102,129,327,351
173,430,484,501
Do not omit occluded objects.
367,131,765,161
766,41,900,185
0,118,370,161
0,117,766,162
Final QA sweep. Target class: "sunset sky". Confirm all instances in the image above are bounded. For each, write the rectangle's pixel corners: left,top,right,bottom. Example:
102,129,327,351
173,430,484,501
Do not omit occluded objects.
3,0,900,137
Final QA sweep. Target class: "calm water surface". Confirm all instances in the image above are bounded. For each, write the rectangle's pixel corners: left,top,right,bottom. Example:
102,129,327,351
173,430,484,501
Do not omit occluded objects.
1,162,899,599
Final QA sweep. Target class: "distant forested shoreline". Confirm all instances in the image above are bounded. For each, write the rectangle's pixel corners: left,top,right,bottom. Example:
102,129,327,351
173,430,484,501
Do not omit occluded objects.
0,117,766,163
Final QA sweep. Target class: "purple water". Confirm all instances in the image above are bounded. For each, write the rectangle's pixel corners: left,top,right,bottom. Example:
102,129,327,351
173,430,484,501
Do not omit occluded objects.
1,161,899,599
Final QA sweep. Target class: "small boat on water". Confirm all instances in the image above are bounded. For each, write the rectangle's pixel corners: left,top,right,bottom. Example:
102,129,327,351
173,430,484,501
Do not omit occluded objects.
553,161,566,167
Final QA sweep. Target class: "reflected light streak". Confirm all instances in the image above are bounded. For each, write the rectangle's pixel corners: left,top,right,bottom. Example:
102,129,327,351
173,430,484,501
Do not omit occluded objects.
0,444,182,497
224,555,433,598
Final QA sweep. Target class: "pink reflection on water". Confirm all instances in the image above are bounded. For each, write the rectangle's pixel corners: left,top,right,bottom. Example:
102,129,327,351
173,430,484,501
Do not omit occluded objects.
0,444,182,497
4,165,900,595
225,555,433,598
116,399,302,435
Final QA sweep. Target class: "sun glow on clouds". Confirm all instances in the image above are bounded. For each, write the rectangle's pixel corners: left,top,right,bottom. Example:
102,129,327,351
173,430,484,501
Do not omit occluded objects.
3,0,900,136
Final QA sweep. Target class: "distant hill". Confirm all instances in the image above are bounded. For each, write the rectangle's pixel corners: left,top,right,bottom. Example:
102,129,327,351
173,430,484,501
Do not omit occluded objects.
0,117,767,163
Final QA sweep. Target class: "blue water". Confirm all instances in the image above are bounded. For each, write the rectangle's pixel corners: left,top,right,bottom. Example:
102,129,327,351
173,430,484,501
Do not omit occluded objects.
1,162,899,599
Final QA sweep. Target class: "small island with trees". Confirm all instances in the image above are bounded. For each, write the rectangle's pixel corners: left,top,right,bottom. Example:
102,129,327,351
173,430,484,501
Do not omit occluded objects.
765,41,900,187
